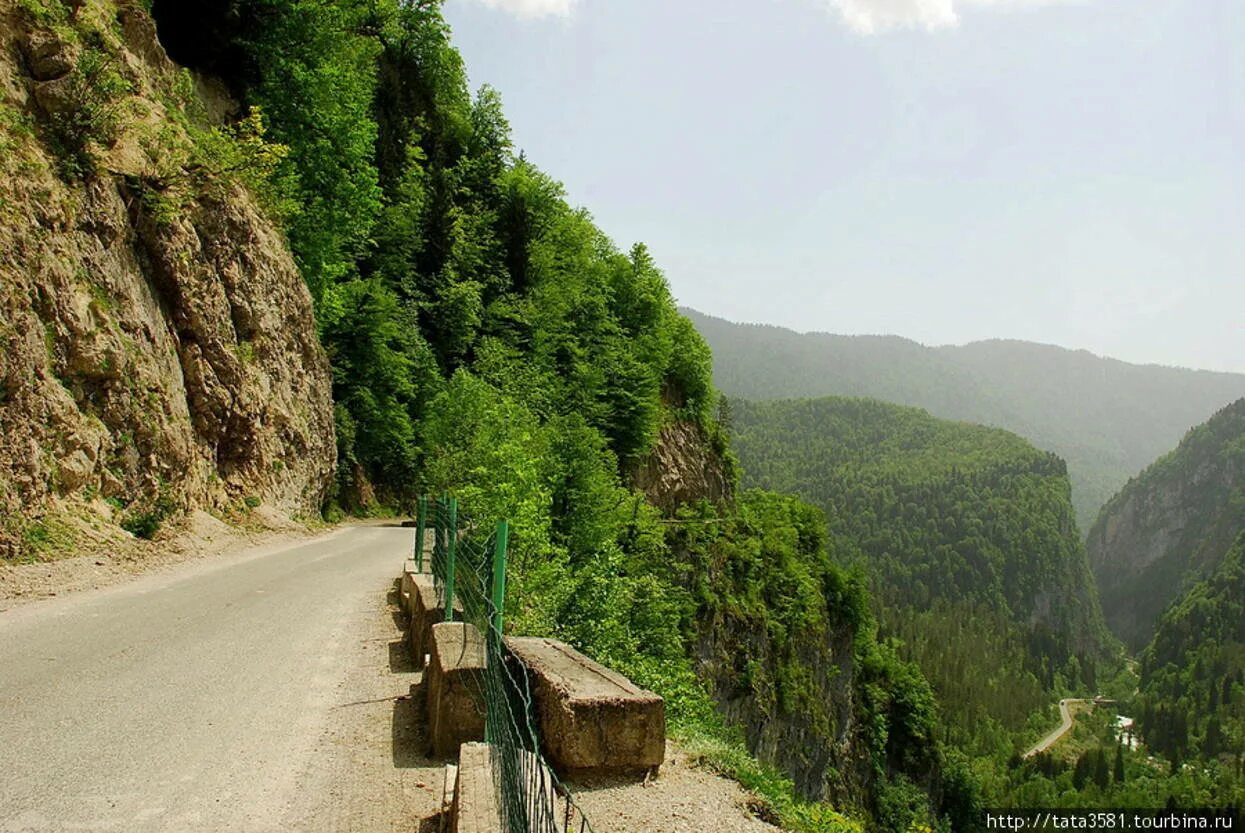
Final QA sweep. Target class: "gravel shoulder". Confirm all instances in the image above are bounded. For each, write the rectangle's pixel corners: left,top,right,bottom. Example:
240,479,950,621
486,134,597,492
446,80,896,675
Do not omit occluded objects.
566,744,782,833
282,577,446,832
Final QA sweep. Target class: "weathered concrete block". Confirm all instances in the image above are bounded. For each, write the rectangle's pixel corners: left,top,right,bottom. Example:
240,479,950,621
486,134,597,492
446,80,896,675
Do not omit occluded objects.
427,622,486,758
506,637,666,775
399,563,429,615
408,575,464,669
452,743,501,833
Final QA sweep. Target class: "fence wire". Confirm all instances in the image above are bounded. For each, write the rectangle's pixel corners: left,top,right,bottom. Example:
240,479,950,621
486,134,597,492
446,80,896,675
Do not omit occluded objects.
426,496,595,833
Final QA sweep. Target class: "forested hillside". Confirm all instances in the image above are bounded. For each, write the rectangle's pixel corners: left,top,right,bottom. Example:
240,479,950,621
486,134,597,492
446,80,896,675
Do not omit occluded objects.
688,308,1245,531
1087,398,1245,651
1138,532,1245,770
730,396,1111,753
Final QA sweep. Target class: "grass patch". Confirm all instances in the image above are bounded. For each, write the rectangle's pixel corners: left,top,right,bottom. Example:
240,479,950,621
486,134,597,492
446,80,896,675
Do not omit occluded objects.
17,0,69,24
676,726,863,833
17,514,78,562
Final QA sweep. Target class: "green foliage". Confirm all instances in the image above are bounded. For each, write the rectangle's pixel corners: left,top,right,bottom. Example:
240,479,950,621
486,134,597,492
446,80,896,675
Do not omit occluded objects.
162,0,719,502
17,0,69,24
0,103,34,156
236,0,385,301
731,396,1110,752
187,107,296,218
46,47,133,178
120,487,177,539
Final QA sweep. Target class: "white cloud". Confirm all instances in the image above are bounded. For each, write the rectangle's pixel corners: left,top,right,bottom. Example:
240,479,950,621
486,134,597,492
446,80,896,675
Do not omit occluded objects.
465,0,578,19
825,0,1073,34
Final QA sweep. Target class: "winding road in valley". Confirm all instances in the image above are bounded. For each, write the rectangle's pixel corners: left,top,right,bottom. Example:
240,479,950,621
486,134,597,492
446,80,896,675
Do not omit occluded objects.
1024,698,1090,759
0,525,442,833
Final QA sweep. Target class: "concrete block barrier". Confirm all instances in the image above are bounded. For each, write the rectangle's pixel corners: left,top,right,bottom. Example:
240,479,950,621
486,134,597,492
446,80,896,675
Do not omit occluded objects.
451,743,501,833
426,622,486,758
408,574,463,669
505,637,665,775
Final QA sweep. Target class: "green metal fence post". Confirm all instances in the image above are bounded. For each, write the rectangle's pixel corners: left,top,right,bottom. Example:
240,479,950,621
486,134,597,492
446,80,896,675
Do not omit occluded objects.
444,497,457,622
434,495,446,575
490,520,509,639
486,520,509,746
414,495,427,572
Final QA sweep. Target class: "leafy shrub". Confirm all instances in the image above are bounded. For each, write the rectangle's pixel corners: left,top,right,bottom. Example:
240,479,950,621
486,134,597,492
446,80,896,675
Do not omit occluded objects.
48,48,132,179
120,489,177,539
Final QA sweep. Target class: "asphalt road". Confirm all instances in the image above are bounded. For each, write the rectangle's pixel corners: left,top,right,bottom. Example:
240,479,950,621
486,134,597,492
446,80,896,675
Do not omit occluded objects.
0,525,415,833
1024,698,1089,759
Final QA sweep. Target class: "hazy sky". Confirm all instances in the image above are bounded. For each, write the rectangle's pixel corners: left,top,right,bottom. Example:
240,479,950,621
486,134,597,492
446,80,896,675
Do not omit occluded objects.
443,0,1244,373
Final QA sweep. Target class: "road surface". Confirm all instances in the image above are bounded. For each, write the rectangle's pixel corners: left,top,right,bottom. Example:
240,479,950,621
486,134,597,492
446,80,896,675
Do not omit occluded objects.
1024,698,1089,758
0,525,441,833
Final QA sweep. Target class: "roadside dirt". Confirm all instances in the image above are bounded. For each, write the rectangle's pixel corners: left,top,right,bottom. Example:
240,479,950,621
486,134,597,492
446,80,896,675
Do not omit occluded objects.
282,578,446,833
0,508,345,611
567,744,782,833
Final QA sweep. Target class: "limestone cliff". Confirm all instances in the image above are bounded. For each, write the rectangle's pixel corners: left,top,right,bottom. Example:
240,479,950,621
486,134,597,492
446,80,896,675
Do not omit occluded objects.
1087,398,1245,651
632,417,734,513
0,0,335,559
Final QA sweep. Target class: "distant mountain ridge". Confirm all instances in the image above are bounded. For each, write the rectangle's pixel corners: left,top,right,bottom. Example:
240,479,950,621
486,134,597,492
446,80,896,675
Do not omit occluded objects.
685,307,1245,530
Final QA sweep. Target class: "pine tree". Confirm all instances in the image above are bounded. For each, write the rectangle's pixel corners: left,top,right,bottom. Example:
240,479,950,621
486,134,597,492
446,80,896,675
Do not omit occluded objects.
1093,748,1110,790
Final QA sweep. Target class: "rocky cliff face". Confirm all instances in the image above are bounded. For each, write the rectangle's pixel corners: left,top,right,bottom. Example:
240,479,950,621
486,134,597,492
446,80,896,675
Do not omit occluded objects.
1087,399,1245,651
0,0,335,559
632,417,734,513
695,606,868,805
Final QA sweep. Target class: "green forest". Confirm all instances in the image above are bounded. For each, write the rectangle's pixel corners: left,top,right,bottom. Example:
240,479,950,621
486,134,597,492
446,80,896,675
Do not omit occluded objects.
686,308,1245,531
729,395,1245,811
730,396,1109,747
1138,532,1245,772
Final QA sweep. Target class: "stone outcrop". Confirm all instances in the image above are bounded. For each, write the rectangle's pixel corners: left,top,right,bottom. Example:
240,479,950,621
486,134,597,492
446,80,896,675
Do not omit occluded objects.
631,418,733,513
1087,398,1245,650
0,0,335,558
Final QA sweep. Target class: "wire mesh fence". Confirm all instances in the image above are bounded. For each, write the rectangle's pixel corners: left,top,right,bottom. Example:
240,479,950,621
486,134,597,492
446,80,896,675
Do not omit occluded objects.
422,494,595,833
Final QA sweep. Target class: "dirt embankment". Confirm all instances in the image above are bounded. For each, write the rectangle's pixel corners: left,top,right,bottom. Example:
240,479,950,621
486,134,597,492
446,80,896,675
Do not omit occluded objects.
0,508,326,609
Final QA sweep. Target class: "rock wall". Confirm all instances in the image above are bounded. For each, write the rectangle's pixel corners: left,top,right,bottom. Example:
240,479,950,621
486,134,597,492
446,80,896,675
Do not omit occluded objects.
632,417,734,513
0,0,335,559
1087,398,1245,651
694,606,868,806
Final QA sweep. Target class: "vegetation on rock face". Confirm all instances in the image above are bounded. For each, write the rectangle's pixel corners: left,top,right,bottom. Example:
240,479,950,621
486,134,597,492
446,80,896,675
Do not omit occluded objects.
729,397,1112,753
1087,398,1245,652
0,0,336,555
685,308,1245,532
